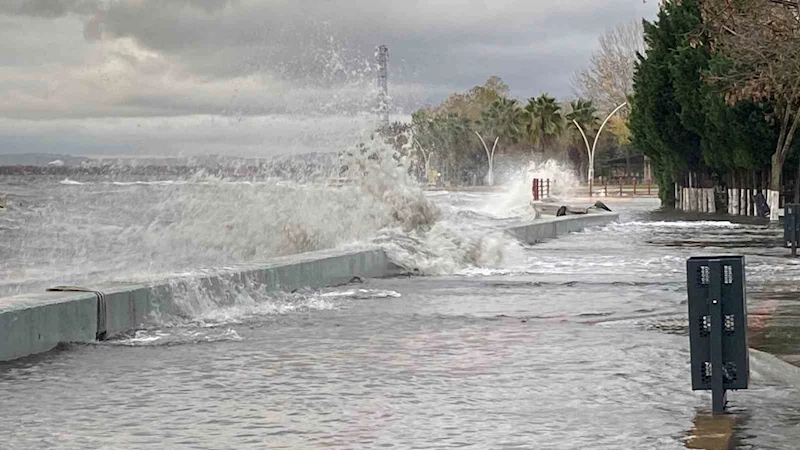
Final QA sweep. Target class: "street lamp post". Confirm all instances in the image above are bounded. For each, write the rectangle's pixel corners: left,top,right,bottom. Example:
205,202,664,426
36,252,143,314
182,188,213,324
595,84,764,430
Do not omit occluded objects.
572,101,628,197
412,138,432,185
474,131,499,186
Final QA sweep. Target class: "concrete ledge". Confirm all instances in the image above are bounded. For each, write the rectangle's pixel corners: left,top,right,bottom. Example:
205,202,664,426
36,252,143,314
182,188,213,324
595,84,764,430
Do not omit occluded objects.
0,291,98,362
0,246,399,362
504,211,619,244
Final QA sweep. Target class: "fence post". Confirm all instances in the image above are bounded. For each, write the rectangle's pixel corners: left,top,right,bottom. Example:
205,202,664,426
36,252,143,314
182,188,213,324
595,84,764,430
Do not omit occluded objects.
619,178,623,196
785,204,799,257
532,178,539,201
794,207,798,258
648,180,651,196
634,178,638,196
546,179,550,198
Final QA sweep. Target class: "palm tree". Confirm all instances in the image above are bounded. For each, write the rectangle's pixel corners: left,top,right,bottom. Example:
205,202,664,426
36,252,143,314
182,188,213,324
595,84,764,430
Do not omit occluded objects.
479,97,525,147
524,94,565,153
566,99,599,132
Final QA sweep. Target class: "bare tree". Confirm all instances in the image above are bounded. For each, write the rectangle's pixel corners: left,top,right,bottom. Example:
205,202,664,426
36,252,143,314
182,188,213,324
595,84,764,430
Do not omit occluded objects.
700,0,800,208
571,20,645,115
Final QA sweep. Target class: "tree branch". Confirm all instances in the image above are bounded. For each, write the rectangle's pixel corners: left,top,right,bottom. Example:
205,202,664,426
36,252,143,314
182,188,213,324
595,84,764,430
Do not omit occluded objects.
781,101,800,159
776,100,792,158
769,0,799,8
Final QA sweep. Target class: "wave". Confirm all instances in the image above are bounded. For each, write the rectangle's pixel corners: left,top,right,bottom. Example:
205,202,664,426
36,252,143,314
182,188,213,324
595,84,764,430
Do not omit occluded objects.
59,178,89,185
1,133,581,308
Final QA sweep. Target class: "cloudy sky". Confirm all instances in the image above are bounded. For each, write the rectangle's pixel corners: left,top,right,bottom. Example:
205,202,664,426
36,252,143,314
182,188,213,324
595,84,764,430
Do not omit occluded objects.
0,0,657,158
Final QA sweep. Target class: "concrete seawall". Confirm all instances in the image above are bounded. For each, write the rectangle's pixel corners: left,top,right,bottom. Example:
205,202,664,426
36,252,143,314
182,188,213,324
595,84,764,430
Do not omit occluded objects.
505,211,618,244
1,247,398,362
0,213,618,362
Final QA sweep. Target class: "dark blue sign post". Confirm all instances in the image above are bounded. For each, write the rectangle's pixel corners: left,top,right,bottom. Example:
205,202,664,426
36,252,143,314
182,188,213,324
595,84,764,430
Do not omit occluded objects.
785,204,800,257
687,256,749,413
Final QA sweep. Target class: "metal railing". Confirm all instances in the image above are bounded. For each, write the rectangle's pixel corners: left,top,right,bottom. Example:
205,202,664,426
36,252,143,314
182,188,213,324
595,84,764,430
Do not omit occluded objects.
582,178,657,198
531,178,552,201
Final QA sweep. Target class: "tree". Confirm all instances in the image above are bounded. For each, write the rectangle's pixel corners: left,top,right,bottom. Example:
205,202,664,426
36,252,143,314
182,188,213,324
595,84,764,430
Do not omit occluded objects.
700,0,800,205
408,76,515,185
630,1,706,204
630,0,784,208
441,76,510,123
566,99,599,132
410,109,436,179
480,97,525,149
439,113,479,183
572,20,645,115
524,94,565,153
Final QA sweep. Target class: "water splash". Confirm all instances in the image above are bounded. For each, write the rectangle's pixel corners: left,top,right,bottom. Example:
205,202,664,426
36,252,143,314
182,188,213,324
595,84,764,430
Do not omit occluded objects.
493,159,582,215
104,286,400,346
374,222,526,275
0,136,517,296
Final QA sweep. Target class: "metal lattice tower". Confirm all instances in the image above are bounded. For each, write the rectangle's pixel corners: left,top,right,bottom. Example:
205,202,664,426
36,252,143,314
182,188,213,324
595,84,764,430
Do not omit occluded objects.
376,45,389,128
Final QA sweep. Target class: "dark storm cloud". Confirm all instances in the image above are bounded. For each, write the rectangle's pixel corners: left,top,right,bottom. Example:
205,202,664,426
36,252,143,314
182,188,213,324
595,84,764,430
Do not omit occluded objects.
1,0,231,17
2,0,656,98
0,0,657,156
87,0,654,91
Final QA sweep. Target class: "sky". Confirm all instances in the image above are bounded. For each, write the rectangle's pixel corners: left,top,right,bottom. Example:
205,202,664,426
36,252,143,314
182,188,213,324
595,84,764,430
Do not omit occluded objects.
0,0,658,158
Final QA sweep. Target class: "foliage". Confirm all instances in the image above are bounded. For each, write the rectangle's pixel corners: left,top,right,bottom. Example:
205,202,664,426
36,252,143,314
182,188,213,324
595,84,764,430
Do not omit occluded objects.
405,77,602,185
630,0,705,203
630,0,786,204
524,94,565,153
700,0,800,190
479,97,526,153
566,99,599,132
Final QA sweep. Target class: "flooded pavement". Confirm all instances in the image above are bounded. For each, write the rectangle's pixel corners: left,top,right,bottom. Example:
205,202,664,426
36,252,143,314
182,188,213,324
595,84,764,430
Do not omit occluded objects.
3,197,800,448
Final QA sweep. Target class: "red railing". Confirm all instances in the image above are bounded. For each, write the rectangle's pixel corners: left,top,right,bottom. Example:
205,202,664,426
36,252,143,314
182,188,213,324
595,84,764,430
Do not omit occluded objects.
531,178,552,201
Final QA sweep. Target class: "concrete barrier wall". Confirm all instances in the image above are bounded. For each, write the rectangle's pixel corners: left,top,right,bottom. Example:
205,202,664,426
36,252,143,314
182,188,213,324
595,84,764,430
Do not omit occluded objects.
1,247,398,362
0,214,617,362
0,291,98,362
505,212,619,244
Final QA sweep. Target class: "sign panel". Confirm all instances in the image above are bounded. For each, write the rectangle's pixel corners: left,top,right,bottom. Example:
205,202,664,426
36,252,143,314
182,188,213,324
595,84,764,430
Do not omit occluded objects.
687,256,749,392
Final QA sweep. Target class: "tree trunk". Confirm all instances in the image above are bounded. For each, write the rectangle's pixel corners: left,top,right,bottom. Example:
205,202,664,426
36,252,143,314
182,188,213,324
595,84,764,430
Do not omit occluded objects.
772,104,800,219
770,154,784,221
771,153,784,192
773,103,800,192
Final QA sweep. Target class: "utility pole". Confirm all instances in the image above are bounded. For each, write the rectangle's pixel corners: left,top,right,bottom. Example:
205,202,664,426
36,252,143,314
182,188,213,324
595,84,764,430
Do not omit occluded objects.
376,45,390,129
